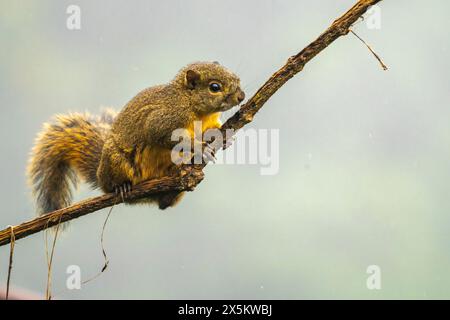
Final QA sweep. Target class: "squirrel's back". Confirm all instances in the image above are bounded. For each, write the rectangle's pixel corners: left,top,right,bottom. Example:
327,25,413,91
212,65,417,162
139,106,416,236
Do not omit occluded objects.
27,109,116,215
27,62,245,214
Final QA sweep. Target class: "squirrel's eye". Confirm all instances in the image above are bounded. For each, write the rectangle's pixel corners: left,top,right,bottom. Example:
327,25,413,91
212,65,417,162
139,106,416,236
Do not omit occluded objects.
209,82,222,93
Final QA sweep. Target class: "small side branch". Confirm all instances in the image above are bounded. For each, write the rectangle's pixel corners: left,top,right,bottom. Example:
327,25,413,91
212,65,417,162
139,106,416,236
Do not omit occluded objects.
350,30,388,70
0,0,383,247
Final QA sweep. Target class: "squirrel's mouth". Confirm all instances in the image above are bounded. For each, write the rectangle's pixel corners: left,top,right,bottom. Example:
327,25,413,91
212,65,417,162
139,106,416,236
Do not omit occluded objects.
219,101,236,111
220,89,245,111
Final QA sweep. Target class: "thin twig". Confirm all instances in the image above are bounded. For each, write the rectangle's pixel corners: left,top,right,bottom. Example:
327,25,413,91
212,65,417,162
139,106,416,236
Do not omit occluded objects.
82,201,116,285
45,213,63,300
350,29,388,70
5,226,15,300
0,0,384,248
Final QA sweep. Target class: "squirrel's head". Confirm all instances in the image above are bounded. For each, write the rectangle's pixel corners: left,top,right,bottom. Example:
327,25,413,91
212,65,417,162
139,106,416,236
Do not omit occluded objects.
173,61,245,114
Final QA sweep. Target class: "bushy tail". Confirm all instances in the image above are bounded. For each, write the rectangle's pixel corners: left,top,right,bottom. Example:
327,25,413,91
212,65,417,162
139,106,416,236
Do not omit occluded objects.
27,109,117,215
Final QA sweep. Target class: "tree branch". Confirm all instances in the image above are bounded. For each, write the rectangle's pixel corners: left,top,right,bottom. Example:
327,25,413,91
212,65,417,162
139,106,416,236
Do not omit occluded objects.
0,168,204,246
0,0,382,247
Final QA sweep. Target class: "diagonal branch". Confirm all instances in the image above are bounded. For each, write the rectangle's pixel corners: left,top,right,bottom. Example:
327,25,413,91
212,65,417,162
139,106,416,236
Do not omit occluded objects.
0,0,382,247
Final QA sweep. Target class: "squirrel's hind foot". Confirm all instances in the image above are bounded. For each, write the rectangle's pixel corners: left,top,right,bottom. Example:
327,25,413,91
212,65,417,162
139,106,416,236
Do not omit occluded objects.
158,191,185,210
114,181,132,202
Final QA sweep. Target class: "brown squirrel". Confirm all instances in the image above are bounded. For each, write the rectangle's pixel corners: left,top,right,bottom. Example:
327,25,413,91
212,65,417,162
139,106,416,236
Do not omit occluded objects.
27,61,245,214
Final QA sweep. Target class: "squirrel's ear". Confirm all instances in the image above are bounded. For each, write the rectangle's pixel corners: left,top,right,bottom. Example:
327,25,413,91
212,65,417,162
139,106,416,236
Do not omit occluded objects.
185,70,201,89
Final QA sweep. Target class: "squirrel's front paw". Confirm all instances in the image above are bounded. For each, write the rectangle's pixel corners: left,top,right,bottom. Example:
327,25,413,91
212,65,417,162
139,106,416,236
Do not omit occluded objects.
114,181,132,201
202,142,217,163
191,141,217,164
224,135,236,149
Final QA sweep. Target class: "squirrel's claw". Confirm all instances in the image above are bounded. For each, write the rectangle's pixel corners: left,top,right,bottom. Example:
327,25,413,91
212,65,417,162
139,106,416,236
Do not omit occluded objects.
202,143,216,163
224,135,236,149
114,182,132,202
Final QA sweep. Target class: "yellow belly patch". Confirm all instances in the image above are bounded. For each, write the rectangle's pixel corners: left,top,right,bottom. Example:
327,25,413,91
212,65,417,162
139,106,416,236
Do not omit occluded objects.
132,112,222,185
187,112,222,138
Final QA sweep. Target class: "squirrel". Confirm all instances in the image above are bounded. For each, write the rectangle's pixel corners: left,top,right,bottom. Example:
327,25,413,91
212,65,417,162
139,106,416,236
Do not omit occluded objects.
27,61,245,215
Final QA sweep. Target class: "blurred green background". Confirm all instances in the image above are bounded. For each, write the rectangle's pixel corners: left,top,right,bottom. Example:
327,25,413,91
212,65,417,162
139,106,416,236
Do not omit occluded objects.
1,0,449,299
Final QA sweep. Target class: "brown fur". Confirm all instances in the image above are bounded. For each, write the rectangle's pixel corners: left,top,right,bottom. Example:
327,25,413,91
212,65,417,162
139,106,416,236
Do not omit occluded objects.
28,62,244,214
27,110,116,215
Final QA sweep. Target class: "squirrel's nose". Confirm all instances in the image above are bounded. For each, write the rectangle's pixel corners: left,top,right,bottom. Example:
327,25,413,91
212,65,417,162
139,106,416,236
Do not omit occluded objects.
237,90,245,103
